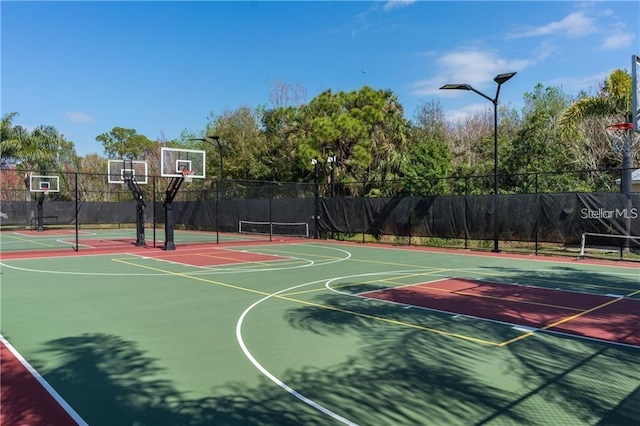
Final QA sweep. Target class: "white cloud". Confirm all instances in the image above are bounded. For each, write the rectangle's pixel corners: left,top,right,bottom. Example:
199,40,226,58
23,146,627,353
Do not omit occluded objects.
546,72,610,95
350,0,415,36
383,0,417,12
509,11,598,39
410,50,531,97
601,32,634,50
443,102,493,122
533,41,558,62
65,112,95,124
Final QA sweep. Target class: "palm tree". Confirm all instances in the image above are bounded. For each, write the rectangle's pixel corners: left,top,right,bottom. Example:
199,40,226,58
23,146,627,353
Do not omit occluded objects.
558,69,637,193
0,112,21,168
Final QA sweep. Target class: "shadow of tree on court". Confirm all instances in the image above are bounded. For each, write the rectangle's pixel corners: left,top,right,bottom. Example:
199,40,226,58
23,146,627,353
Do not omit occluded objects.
481,264,640,345
30,261,640,425
283,264,640,425
467,263,640,425
491,334,640,425
37,333,334,425
482,263,640,294
34,329,524,425
284,292,528,424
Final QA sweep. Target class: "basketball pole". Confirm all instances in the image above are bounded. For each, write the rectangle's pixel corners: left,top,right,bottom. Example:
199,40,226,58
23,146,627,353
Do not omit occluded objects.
621,118,633,194
124,177,146,246
36,191,45,232
163,175,186,251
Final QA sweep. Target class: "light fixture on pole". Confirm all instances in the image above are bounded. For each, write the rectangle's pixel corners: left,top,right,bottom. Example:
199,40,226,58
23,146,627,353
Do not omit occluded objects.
440,71,516,253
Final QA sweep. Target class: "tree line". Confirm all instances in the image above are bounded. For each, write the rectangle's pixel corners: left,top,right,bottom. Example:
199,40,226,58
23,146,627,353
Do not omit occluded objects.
1,71,637,200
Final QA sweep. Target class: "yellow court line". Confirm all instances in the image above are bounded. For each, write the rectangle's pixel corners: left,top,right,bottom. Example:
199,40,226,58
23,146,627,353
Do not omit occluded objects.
1,233,65,248
195,253,291,268
203,259,308,271
297,272,583,312
275,294,502,346
426,286,584,312
282,270,450,297
116,254,308,272
112,258,271,296
258,246,445,270
112,257,501,346
499,288,640,347
256,247,344,261
453,267,639,295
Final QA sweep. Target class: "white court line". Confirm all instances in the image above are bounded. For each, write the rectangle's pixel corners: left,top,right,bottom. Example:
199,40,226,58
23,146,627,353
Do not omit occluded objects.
236,278,358,426
124,251,310,270
0,246,352,277
0,334,87,426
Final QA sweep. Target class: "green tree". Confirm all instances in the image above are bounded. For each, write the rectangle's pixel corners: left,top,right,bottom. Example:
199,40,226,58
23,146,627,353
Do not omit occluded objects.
77,153,109,201
261,105,306,182
559,69,632,130
502,84,573,192
558,69,638,191
297,86,410,195
204,106,264,181
96,127,155,159
401,100,451,195
0,112,21,167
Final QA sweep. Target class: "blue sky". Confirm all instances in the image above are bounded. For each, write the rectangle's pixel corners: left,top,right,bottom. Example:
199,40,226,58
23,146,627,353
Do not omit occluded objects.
2,1,638,156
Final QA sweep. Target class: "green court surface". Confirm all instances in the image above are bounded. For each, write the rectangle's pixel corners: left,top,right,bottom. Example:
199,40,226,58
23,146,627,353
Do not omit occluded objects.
1,241,639,425
0,227,258,252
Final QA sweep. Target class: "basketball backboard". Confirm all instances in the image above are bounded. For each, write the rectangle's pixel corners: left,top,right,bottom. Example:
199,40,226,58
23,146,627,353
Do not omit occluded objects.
632,54,639,132
30,175,60,193
108,159,149,184
161,147,206,178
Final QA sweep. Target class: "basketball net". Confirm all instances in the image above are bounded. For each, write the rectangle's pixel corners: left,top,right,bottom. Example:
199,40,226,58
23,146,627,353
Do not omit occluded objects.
606,123,639,153
182,170,194,183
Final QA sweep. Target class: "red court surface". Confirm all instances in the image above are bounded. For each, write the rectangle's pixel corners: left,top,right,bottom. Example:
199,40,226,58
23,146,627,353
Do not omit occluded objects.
139,248,290,267
361,278,640,347
1,340,80,426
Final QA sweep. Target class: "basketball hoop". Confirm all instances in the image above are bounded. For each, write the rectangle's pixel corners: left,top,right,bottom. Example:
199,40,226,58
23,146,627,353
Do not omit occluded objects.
606,123,638,153
182,170,194,183
43,188,49,197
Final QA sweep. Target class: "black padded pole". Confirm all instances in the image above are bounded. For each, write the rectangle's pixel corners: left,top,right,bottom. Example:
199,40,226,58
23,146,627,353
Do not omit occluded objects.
37,192,45,232
163,176,185,250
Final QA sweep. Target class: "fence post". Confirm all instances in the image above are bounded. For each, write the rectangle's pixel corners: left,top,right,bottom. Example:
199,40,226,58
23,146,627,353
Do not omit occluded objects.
215,179,220,244
74,172,79,251
535,172,539,256
269,181,273,242
153,176,157,248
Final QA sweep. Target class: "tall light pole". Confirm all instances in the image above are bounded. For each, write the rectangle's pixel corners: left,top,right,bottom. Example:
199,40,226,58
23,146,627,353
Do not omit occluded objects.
440,71,516,253
312,158,319,239
327,155,336,239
